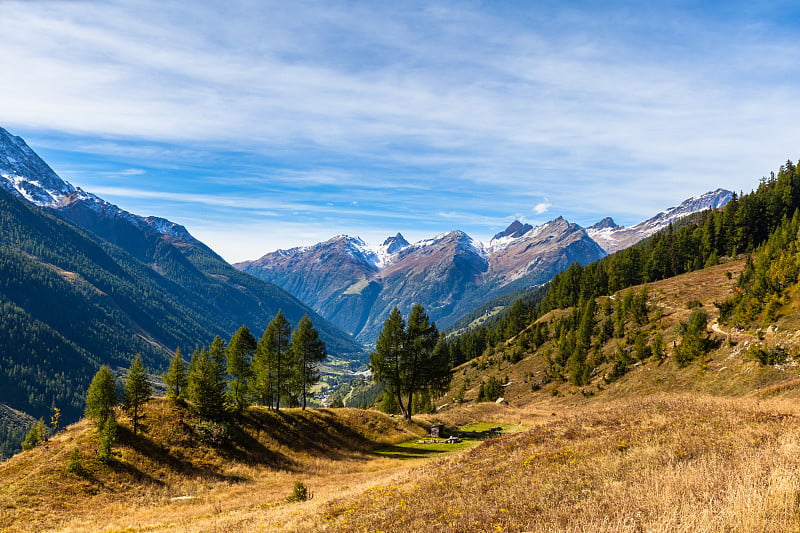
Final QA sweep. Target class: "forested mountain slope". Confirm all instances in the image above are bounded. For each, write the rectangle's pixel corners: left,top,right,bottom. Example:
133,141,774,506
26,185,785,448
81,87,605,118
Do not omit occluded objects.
0,128,363,457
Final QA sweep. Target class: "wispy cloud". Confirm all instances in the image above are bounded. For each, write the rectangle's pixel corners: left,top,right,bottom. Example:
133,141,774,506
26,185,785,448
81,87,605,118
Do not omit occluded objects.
1,0,798,260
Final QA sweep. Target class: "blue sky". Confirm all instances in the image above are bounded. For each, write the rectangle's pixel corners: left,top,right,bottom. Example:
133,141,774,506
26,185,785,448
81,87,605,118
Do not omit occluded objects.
1,0,799,262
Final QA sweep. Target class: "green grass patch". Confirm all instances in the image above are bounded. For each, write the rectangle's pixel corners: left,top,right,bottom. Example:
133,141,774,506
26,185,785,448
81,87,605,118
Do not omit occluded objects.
373,422,522,460
373,438,476,459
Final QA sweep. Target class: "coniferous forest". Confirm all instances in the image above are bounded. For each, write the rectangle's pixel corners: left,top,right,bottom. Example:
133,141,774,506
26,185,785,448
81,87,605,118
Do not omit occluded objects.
0,184,356,457
446,160,800,365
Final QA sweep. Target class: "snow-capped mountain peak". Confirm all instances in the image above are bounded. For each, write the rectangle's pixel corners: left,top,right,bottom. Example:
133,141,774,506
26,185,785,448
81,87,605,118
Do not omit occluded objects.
586,188,733,254
340,235,381,268
0,127,202,244
374,233,410,267
0,127,78,208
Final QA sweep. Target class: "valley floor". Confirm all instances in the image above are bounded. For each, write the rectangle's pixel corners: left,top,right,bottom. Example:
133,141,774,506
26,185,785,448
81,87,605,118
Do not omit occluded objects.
300,395,800,532
5,394,800,532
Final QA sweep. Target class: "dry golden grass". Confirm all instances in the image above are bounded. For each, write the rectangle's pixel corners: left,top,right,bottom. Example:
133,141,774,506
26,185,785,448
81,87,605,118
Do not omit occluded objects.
0,400,428,532
303,394,800,532
8,257,800,532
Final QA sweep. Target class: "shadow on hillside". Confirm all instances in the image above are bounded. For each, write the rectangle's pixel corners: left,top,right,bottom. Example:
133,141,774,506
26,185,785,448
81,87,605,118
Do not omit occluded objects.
239,409,381,465
372,445,452,460
116,427,266,483
219,421,296,471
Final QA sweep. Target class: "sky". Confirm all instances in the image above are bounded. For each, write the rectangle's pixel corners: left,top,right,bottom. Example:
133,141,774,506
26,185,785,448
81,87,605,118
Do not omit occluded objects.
1,0,799,263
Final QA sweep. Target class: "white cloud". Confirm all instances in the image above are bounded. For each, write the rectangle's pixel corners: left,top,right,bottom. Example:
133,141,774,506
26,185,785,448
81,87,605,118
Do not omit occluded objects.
1,1,798,253
533,202,552,215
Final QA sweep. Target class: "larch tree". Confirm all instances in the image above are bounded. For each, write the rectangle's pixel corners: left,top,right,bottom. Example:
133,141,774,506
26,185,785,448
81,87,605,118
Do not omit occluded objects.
85,365,119,460
227,325,258,413
370,307,407,418
371,305,449,421
253,311,291,410
208,335,228,391
164,347,187,400
404,304,449,413
124,354,152,436
85,365,118,430
290,314,327,409
187,346,227,419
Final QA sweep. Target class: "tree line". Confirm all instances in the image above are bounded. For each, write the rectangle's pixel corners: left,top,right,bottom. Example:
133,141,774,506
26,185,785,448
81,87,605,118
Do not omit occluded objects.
445,159,800,365
166,310,327,416
21,311,328,459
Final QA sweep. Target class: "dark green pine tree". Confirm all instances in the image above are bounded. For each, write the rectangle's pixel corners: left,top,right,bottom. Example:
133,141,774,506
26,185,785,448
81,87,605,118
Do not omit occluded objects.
164,347,188,400
124,354,152,436
290,314,327,410
253,311,292,410
85,365,119,460
371,307,407,418
85,365,118,430
208,336,228,399
227,325,258,413
187,347,227,419
371,305,450,421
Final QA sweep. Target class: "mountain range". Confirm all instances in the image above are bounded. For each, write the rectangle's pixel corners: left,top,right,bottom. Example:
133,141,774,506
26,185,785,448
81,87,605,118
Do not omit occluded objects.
236,188,731,342
0,127,362,432
0,123,734,451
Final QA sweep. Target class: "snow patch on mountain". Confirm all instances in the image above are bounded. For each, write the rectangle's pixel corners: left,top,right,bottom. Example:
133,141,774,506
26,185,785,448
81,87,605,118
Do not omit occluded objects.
587,189,733,254
0,126,201,244
408,230,488,259
373,233,410,268
342,236,381,268
488,217,570,253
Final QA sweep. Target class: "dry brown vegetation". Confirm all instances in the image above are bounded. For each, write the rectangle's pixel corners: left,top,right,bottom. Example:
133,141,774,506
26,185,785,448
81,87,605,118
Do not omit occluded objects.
0,401,428,532
306,395,800,532
6,257,800,531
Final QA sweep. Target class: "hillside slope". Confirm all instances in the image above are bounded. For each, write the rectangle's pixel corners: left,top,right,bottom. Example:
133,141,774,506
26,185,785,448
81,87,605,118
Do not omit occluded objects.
0,399,426,532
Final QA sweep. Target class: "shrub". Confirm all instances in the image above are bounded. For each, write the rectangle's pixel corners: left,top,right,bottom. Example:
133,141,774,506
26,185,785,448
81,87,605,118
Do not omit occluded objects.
747,345,789,366
287,480,310,502
67,448,86,476
194,420,232,446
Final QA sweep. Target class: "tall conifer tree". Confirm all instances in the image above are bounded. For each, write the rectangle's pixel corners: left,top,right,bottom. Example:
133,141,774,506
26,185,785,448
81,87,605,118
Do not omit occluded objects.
164,347,187,400
123,354,152,435
290,314,327,409
187,347,227,419
85,365,118,430
371,305,451,421
254,311,291,409
227,325,257,412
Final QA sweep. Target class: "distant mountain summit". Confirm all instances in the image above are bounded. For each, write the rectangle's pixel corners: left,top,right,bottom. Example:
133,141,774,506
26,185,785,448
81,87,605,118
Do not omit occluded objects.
589,217,619,230
492,220,534,241
238,219,605,342
238,189,734,343
587,188,733,253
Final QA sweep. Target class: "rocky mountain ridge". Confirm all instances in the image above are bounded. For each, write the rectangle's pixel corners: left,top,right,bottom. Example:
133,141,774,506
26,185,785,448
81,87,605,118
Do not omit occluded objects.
586,188,733,253
0,126,362,359
237,190,732,343
237,219,606,342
